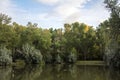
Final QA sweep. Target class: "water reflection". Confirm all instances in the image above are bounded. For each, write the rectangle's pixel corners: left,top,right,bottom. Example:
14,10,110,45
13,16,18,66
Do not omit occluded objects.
0,64,120,80
0,67,12,80
12,65,42,80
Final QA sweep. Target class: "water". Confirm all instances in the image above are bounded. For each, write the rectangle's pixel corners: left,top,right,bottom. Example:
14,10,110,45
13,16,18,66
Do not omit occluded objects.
0,64,120,80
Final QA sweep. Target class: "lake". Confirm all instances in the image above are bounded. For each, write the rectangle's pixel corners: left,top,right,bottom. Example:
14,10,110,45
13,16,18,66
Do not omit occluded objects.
0,64,120,80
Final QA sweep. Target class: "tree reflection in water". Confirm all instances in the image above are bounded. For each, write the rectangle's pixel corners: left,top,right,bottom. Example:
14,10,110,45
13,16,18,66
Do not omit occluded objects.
0,67,12,80
0,65,120,80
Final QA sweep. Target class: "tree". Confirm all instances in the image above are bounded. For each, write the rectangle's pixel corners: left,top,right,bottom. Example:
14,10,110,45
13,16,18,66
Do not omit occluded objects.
22,44,43,64
104,0,120,39
104,0,120,68
97,20,111,60
0,46,12,65
0,13,11,25
63,22,101,60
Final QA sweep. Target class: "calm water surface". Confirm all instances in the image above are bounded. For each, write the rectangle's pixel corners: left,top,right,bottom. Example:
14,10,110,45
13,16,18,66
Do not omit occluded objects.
0,64,120,80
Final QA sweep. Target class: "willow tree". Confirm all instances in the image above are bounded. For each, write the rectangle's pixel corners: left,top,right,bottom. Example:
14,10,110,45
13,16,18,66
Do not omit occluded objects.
104,0,120,68
0,13,11,25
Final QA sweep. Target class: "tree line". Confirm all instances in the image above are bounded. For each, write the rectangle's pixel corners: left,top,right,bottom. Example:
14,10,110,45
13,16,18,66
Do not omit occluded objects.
0,16,103,64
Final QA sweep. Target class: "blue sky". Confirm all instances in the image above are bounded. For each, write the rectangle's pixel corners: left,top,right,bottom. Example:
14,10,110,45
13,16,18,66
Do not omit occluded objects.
0,0,110,29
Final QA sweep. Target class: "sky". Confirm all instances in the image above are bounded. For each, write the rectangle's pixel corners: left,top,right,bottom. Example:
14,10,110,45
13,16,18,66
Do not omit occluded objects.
0,0,110,29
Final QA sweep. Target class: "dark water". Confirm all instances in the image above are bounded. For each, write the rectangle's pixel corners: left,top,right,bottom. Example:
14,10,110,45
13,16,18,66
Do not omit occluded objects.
0,64,120,80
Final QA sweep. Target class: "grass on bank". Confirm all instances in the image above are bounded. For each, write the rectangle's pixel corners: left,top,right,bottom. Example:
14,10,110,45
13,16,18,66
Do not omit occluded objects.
12,60,106,66
12,60,26,69
76,61,106,66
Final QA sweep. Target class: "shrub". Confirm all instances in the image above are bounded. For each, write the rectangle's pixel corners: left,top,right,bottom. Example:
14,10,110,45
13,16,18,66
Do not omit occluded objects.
0,47,12,65
44,53,52,63
22,44,43,64
67,48,77,63
104,39,120,68
109,48,120,68
55,53,62,64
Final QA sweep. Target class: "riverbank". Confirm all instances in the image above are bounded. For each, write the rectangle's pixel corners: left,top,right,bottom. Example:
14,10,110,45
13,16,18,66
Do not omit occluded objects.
76,61,106,66
12,60,106,67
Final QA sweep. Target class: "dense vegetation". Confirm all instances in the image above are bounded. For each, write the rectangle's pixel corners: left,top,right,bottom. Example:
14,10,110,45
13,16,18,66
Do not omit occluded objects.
0,0,119,69
0,16,102,64
103,0,120,68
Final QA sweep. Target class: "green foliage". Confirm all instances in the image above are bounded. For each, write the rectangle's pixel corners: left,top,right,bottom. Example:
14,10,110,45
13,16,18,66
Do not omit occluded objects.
104,0,120,39
103,0,120,68
110,48,120,68
0,13,11,25
63,22,101,60
54,53,62,64
44,53,52,63
38,29,52,53
67,48,77,63
0,46,12,65
22,44,43,64
1,11,118,65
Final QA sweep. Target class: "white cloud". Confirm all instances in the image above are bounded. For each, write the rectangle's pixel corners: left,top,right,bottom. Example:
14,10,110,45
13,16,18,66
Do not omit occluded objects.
64,12,80,23
36,0,59,5
0,0,27,20
82,0,109,27
36,0,90,17
53,0,90,17
54,5,79,17
38,0,108,27
0,0,110,29
41,0,109,27
0,0,13,14
41,0,93,27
